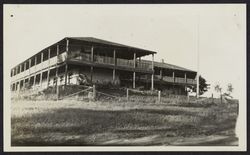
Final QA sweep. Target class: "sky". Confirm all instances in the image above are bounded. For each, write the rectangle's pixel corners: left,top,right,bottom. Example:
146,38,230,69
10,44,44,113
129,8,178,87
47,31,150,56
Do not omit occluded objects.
4,4,246,99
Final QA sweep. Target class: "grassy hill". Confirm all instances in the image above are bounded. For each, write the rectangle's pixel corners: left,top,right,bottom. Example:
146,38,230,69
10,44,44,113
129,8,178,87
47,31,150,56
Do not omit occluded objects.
11,92,238,146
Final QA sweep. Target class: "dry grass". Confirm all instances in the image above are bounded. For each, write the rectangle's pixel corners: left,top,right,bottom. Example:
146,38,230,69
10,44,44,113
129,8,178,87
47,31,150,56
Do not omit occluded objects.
11,96,238,146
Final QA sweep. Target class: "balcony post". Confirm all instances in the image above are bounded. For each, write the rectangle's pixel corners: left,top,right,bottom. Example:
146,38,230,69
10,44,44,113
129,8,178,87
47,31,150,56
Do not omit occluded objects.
160,69,163,80
90,46,94,82
133,52,136,89
33,74,36,87
48,48,51,65
113,49,116,66
151,54,154,90
47,69,50,87
24,62,26,71
172,71,175,83
29,59,31,76
184,73,187,83
34,56,37,71
20,64,22,73
66,39,69,56
56,45,60,99
40,72,43,88
47,48,51,88
113,49,116,82
41,52,43,62
64,40,69,86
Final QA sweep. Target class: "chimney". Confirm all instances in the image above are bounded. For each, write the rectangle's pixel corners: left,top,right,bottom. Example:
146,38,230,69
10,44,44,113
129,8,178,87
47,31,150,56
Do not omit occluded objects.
161,59,164,63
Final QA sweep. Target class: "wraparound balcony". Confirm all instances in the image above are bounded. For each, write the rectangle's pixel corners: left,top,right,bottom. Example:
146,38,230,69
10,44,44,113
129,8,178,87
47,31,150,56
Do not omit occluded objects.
154,75,196,85
67,52,153,72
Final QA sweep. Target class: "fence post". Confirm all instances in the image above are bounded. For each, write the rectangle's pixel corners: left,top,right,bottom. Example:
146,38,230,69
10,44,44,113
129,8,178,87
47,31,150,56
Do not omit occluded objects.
158,90,161,103
93,85,96,100
187,92,190,101
126,88,129,101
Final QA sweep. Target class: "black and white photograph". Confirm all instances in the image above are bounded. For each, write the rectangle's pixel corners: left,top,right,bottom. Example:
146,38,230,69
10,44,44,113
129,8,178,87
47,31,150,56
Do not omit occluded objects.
3,4,246,151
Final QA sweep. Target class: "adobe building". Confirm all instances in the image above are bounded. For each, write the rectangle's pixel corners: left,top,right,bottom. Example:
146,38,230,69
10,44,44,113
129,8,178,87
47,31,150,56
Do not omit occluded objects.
10,37,197,95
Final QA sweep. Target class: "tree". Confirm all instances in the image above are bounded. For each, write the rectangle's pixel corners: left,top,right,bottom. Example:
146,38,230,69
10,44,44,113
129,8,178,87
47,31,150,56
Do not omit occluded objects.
227,83,233,95
214,83,222,103
190,75,209,95
223,83,233,98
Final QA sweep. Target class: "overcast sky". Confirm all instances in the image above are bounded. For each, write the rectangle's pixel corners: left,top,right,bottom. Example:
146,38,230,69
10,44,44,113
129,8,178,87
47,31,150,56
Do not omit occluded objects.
4,4,246,99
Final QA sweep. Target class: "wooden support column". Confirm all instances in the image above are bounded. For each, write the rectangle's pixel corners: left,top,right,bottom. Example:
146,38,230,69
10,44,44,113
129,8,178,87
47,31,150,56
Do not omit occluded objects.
64,39,69,86
90,46,94,82
113,49,116,82
47,69,50,87
56,45,59,100
29,59,31,74
34,56,37,71
64,64,68,86
16,82,19,91
24,62,26,71
56,68,59,100
151,54,154,90
20,65,22,73
184,73,187,83
64,40,69,86
41,52,43,62
47,48,51,87
133,52,136,89
33,74,36,87
160,69,163,80
40,72,43,87
173,71,175,83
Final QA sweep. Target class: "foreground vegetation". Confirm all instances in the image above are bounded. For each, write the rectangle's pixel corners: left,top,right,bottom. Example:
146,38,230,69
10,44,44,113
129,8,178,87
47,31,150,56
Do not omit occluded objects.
11,95,238,146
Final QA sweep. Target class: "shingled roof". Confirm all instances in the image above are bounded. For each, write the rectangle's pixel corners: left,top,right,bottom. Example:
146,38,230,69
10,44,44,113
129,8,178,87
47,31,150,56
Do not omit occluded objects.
68,37,156,54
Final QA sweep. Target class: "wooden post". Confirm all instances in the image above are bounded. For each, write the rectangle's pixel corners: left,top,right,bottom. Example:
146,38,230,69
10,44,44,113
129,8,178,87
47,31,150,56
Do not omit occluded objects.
29,59,31,74
20,65,22,73
93,85,96,100
134,53,136,68
126,88,129,101
24,62,26,71
64,39,69,87
47,69,50,87
47,48,51,88
48,48,51,64
90,46,94,82
56,45,59,100
113,49,116,83
66,39,69,54
33,74,36,87
113,49,116,65
158,90,161,103
64,64,68,86
91,46,94,62
16,82,19,92
184,73,187,83
40,72,43,88
41,52,43,64
173,71,175,83
160,69,163,80
113,69,116,81
34,56,37,72
56,73,59,101
133,52,136,89
151,54,154,90
133,72,136,89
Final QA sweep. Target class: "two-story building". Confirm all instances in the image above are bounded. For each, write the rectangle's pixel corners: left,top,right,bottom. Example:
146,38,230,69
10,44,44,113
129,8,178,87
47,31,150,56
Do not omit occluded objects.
10,37,197,95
